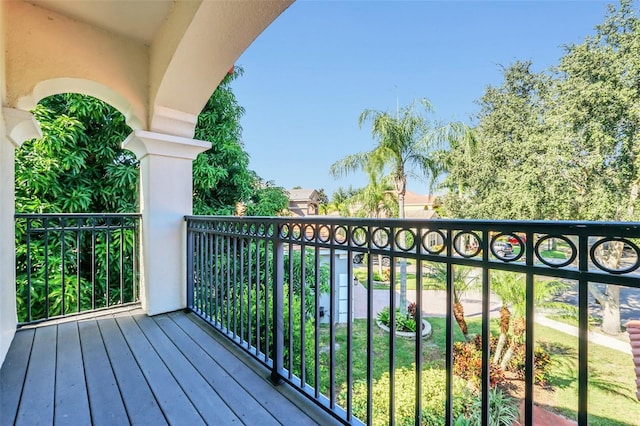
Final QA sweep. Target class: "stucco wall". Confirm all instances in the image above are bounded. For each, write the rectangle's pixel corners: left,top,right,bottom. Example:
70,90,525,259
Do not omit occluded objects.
0,109,17,365
5,1,148,128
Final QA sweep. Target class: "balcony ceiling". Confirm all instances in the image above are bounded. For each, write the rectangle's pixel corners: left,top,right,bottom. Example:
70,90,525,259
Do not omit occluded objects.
27,0,173,44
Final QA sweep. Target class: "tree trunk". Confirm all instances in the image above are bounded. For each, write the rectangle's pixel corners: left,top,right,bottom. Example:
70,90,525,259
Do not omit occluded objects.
453,301,469,342
595,285,622,335
492,305,511,363
493,333,507,364
588,239,623,335
500,344,515,371
397,190,408,314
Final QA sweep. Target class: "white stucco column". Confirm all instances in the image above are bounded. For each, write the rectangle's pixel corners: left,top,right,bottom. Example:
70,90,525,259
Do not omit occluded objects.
0,108,41,365
123,130,210,316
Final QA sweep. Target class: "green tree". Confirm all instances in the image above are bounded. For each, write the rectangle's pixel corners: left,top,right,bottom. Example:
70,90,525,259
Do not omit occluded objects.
244,176,289,216
193,67,252,215
441,61,572,220
440,1,640,334
323,186,359,216
330,99,445,312
351,173,398,274
16,93,138,214
315,188,329,210
193,66,288,217
490,271,567,369
551,0,640,334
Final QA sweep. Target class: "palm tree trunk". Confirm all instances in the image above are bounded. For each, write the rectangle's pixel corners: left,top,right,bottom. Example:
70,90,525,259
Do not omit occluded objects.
453,301,469,341
493,305,511,364
398,190,408,314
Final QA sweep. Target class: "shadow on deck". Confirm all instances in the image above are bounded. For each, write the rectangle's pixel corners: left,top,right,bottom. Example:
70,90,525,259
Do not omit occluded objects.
1,308,340,425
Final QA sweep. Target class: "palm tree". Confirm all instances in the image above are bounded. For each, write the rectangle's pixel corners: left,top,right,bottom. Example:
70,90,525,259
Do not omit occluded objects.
351,173,397,274
490,271,568,369
330,99,445,312
424,263,477,342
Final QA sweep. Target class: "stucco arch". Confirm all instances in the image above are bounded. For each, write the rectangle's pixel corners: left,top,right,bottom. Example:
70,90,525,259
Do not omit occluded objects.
16,78,144,132
149,1,293,137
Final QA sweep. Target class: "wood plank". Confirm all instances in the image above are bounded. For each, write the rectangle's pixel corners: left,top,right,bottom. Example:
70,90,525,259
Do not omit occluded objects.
0,329,35,426
97,318,167,426
169,312,325,426
78,320,129,426
55,321,91,425
115,315,206,426
154,314,280,425
15,325,57,426
134,314,240,425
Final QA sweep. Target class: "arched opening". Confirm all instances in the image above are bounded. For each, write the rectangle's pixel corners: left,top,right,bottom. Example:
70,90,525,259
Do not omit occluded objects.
14,93,141,323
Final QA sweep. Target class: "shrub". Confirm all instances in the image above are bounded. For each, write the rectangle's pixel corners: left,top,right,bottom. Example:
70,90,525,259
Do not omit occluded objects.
343,367,476,426
466,388,520,426
509,343,553,386
453,336,506,389
453,334,553,389
376,306,418,333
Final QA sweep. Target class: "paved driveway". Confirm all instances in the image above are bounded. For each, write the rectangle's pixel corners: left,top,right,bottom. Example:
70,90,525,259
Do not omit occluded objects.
352,282,502,319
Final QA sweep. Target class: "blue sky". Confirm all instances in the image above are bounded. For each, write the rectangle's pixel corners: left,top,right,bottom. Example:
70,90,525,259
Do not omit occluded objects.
231,0,612,197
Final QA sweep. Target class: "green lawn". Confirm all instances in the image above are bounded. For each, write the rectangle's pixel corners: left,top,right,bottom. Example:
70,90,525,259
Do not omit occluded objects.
314,317,640,425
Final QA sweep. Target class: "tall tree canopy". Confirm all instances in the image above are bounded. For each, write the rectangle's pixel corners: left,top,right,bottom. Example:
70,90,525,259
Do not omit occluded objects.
15,93,138,213
440,0,640,334
442,0,640,223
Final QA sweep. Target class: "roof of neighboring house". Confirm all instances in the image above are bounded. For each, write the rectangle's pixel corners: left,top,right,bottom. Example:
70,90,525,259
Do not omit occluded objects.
404,209,439,219
288,189,318,202
404,190,439,206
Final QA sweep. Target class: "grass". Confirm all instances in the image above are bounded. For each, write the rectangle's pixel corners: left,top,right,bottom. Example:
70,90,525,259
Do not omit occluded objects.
313,317,639,425
534,324,640,425
540,249,569,260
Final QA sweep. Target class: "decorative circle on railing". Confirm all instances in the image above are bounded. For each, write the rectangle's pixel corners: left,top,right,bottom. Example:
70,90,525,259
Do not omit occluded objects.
490,233,523,262
534,235,576,268
453,231,481,258
372,228,391,249
590,237,640,275
265,224,274,237
248,223,257,236
279,224,291,238
395,228,416,252
257,223,267,237
242,223,250,234
422,230,446,255
291,224,302,240
234,222,242,233
335,225,348,245
318,225,331,243
351,226,367,247
303,224,316,241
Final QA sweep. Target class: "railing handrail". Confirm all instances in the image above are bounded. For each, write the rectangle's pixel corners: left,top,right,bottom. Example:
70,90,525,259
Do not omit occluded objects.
16,212,141,218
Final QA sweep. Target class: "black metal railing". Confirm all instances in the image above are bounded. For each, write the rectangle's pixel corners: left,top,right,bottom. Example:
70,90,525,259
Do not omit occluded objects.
15,213,141,325
185,216,640,425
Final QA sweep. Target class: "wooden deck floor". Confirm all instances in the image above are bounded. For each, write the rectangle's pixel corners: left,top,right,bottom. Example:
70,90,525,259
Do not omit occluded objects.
1,308,340,426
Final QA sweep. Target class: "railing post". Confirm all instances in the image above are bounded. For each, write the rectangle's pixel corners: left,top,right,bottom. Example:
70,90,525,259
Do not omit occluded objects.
271,227,284,385
578,233,589,425
186,219,194,310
